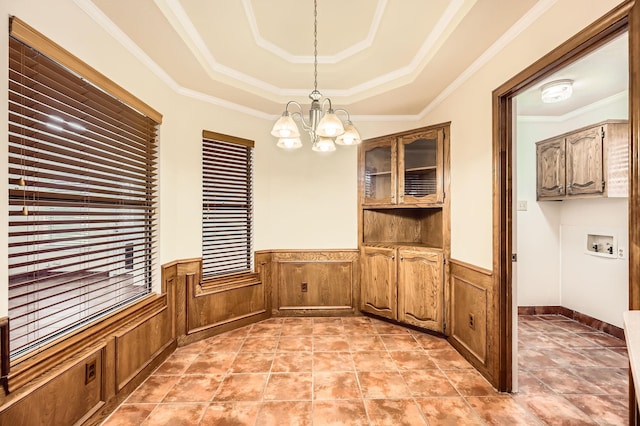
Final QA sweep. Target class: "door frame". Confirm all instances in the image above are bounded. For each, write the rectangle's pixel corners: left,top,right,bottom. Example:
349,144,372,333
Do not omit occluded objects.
492,0,639,401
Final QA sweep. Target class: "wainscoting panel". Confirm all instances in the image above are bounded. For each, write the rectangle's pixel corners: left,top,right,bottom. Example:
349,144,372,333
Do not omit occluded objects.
114,298,173,392
188,275,266,332
168,258,269,346
269,250,359,316
449,259,494,382
0,349,104,426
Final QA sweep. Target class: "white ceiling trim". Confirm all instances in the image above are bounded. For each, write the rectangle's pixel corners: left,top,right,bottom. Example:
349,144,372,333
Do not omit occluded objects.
241,0,388,64
73,1,177,94
517,91,628,122
418,0,558,120
305,0,473,99
151,0,473,99
74,0,562,123
156,0,287,95
74,0,273,120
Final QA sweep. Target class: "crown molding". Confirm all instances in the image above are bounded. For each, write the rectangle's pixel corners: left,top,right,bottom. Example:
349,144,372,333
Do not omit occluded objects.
75,0,560,123
242,0,387,64
418,0,558,120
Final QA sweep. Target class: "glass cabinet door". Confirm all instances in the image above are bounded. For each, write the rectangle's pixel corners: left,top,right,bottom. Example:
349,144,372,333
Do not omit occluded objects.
398,130,443,204
362,138,396,205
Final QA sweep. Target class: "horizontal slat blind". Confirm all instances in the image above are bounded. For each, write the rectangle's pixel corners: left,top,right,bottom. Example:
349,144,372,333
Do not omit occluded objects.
202,133,254,278
8,32,158,359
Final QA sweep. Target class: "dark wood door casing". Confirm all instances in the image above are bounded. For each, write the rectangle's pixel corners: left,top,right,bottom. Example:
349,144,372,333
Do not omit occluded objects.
492,0,637,396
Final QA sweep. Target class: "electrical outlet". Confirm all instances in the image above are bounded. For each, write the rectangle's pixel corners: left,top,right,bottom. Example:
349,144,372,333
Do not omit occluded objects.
85,359,97,385
301,282,308,292
517,200,528,211
468,313,475,330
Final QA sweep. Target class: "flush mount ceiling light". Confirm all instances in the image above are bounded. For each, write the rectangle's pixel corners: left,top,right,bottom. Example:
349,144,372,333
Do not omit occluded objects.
270,0,361,152
540,79,574,103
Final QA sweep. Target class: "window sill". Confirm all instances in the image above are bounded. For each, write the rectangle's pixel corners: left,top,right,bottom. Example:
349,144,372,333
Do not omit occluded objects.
199,272,261,294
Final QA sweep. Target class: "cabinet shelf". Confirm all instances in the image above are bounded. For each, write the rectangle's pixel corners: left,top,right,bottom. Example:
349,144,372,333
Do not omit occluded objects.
366,170,392,176
405,166,437,173
363,242,443,250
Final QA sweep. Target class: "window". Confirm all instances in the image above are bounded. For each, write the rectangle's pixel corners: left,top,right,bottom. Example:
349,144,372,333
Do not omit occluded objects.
8,18,160,359
202,131,254,278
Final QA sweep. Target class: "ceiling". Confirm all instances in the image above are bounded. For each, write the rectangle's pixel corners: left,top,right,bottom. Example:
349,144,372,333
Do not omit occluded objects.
77,0,626,120
517,32,628,118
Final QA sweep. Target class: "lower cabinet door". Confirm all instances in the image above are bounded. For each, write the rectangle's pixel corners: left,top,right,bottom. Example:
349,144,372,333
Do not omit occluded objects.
360,246,397,320
397,248,444,332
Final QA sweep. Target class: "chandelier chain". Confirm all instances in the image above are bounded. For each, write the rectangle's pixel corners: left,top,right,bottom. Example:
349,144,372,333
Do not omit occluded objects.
313,0,318,93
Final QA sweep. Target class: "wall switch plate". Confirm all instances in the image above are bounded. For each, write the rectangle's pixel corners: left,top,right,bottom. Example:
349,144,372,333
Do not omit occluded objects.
517,200,528,211
618,248,625,258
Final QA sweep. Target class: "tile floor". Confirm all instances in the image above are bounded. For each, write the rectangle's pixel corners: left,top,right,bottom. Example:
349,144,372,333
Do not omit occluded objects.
102,314,628,425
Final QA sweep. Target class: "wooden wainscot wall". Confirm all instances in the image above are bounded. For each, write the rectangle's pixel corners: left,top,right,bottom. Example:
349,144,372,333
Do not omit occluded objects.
171,256,270,346
0,251,355,424
0,278,177,425
260,250,359,316
448,259,495,383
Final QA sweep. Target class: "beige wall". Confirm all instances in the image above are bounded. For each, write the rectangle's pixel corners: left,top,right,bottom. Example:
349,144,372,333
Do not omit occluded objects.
0,0,411,315
0,0,625,318
418,0,623,269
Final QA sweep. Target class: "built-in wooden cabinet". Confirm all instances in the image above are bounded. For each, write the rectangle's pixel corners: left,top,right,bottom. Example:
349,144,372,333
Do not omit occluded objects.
358,123,450,334
361,245,444,332
536,120,628,200
360,246,396,320
362,128,445,206
398,248,444,332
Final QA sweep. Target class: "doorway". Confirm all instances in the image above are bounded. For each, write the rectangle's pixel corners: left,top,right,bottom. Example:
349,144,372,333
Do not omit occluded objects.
492,0,639,401
512,31,629,404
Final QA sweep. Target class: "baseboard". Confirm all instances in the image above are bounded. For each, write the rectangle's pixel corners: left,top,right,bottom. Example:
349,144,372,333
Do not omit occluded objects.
518,305,624,340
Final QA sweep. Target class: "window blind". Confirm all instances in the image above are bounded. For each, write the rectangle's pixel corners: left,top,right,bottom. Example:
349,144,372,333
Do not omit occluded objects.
8,29,159,359
202,131,254,278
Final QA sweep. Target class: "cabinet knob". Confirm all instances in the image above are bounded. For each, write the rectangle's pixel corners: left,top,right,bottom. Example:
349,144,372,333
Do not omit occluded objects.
391,255,395,260
400,256,404,261
558,185,563,193
568,183,573,193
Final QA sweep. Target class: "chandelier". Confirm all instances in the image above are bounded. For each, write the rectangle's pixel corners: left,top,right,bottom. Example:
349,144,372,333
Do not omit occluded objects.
270,0,361,152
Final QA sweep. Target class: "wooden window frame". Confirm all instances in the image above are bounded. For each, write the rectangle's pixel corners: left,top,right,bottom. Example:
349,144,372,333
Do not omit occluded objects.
7,16,161,364
201,130,255,284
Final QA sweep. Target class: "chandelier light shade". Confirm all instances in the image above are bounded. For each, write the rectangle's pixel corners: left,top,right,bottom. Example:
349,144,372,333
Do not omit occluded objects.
271,112,300,138
312,137,337,152
540,79,574,103
276,137,303,150
271,0,361,151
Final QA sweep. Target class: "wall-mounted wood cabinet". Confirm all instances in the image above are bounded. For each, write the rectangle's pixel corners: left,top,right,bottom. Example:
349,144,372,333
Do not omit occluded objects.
358,123,450,334
536,120,628,200
361,128,445,207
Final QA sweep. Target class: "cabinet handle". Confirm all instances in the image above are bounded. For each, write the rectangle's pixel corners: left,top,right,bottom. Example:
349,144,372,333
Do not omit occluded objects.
568,183,573,193
400,256,404,261
391,255,395,260
558,185,564,193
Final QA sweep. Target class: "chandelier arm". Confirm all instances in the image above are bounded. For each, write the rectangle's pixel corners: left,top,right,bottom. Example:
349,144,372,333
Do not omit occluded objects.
285,100,303,113
285,102,312,131
334,108,351,121
320,97,333,112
